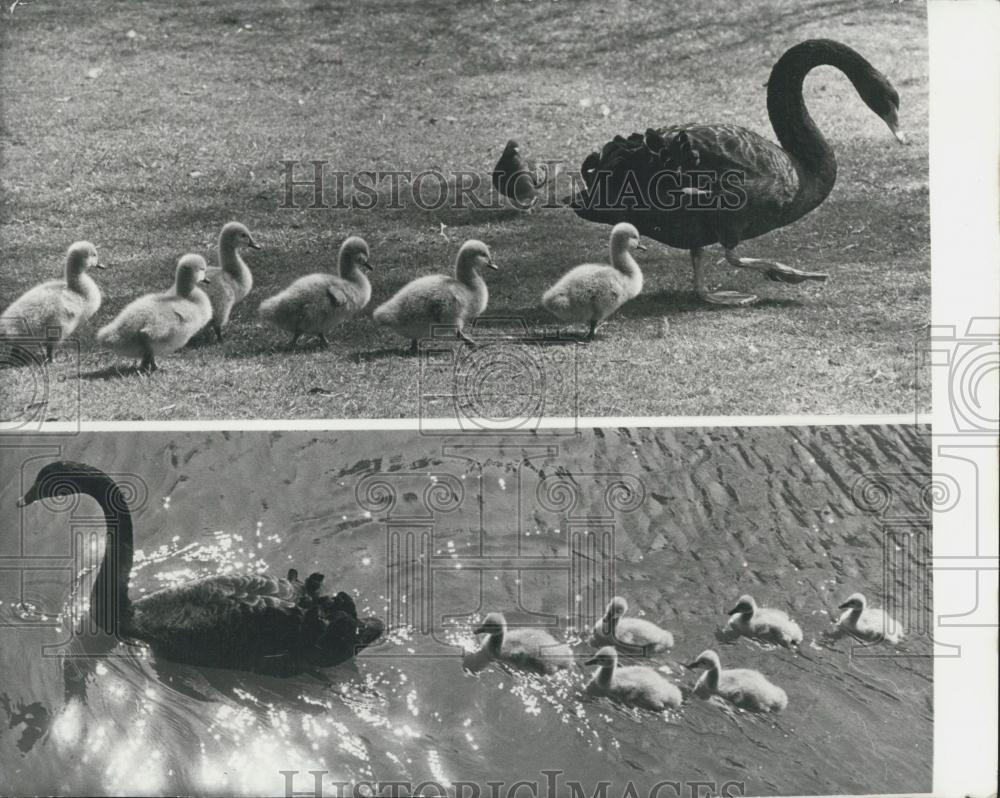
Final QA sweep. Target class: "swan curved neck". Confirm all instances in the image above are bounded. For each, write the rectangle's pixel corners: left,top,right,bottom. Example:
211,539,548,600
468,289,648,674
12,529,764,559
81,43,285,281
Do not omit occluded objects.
767,40,871,198
175,271,196,297
455,257,484,286
80,475,135,635
484,631,503,657
610,245,640,276
703,663,720,690
219,235,250,281
594,664,614,689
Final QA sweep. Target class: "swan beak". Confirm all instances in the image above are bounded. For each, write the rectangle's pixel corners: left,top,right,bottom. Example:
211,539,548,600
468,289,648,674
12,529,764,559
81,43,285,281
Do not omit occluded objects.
95,262,107,269
584,656,599,666
684,661,700,670
726,606,741,615
363,261,374,271
472,624,486,636
837,601,853,610
635,243,648,252
487,260,498,271
200,276,212,284
16,486,37,508
892,129,909,145
248,239,262,250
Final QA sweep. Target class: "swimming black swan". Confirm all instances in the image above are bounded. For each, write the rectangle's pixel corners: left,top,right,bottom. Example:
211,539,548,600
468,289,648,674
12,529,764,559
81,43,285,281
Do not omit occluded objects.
566,39,907,306
17,461,384,676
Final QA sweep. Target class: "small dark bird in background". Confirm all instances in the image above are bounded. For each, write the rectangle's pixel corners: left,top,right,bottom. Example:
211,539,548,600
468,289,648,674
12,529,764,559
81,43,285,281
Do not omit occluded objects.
492,139,548,210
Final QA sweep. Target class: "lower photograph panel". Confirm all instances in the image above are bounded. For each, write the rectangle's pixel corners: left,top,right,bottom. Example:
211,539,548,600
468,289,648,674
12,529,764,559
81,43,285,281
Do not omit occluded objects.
0,425,932,796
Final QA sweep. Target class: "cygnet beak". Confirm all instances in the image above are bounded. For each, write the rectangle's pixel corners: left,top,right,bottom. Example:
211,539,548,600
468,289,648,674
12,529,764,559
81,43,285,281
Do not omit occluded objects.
248,239,262,250
635,243,648,252
486,259,498,271
200,276,212,284
95,261,107,269
472,624,486,636
684,661,700,671
363,261,374,271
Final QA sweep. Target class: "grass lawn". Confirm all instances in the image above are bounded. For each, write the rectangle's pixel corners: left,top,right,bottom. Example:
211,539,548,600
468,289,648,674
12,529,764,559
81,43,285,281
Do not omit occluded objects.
0,0,929,422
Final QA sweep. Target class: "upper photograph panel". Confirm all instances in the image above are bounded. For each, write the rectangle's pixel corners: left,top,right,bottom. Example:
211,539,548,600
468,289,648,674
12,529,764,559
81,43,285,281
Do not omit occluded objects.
0,1,928,423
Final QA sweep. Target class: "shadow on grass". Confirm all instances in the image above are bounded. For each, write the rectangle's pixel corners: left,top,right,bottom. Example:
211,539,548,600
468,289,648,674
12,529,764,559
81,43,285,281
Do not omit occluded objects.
81,364,150,380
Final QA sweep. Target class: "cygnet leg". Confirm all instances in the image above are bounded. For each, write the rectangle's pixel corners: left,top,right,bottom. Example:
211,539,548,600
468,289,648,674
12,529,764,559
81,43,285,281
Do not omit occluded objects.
585,320,597,341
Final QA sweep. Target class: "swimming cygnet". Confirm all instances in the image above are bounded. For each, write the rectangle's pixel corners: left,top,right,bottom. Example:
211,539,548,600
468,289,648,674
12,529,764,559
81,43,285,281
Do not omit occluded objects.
258,236,372,348
541,222,645,341
589,596,674,655
686,649,787,713
203,221,261,342
0,241,104,362
96,254,212,373
372,240,496,353
726,594,803,648
836,592,905,645
585,646,682,711
463,612,573,676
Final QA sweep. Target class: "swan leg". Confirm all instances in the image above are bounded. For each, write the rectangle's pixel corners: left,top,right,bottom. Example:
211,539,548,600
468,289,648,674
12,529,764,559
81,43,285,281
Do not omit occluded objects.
44,342,55,363
317,334,330,347
457,329,476,348
212,321,224,343
138,334,157,373
409,339,419,356
719,249,828,285
585,320,597,341
288,332,300,349
691,248,758,306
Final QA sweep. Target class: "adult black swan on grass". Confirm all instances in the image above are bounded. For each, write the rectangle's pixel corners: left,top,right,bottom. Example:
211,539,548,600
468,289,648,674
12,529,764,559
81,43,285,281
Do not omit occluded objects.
565,39,908,306
17,461,384,676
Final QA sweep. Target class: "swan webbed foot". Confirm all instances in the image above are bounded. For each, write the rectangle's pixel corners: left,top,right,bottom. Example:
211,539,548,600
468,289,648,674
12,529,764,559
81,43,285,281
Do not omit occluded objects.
718,252,828,285
700,290,759,307
139,356,158,374
212,323,224,343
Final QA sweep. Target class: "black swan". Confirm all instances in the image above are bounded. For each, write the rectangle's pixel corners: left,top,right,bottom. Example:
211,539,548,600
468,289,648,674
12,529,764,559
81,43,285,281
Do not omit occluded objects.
16,461,384,676
492,139,548,210
566,39,907,306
